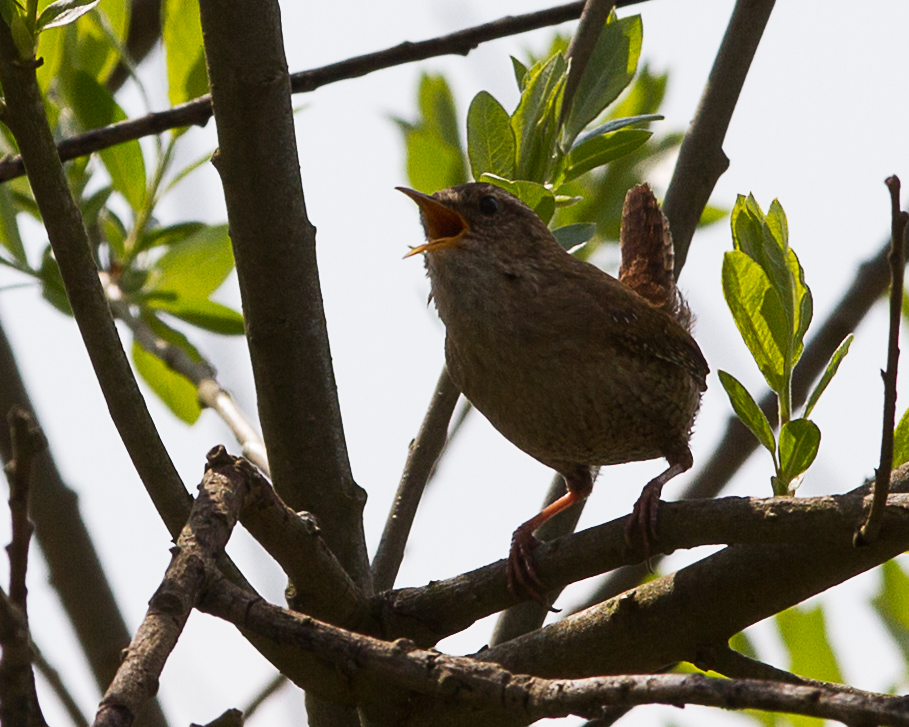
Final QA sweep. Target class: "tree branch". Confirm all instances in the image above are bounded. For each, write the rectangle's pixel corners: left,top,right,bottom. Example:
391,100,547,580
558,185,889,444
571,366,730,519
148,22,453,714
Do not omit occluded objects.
0,0,653,184
665,0,776,275
856,176,907,544
201,574,909,727
372,367,460,592
198,0,370,597
0,323,169,727
93,447,251,727
0,22,192,539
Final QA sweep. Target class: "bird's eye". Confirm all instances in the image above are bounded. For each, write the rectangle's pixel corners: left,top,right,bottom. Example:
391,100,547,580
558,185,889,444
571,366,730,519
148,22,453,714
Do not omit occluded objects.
479,195,499,216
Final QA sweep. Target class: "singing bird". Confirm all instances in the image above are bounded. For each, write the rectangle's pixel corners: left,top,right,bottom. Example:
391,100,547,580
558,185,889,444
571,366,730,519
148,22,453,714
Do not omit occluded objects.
399,182,708,602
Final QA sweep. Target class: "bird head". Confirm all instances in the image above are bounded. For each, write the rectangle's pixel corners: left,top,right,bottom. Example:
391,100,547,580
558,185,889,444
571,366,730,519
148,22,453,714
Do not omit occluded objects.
397,183,554,260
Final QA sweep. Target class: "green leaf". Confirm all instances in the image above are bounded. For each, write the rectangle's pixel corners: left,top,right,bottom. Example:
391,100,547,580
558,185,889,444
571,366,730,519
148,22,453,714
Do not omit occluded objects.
478,175,555,225
871,560,909,665
9,9,34,59
397,74,467,193
778,418,820,487
162,0,208,107
722,250,787,392
67,71,146,211
563,14,642,144
552,223,596,251
138,221,207,254
38,246,72,316
466,91,515,181
510,53,568,182
147,297,244,335
510,56,527,89
403,128,465,194
698,205,727,228
776,605,843,684
564,128,651,182
718,370,775,457
893,407,909,468
100,208,127,260
570,113,663,148
804,334,853,418
146,224,234,301
417,73,462,150
36,0,100,30
131,314,202,424
0,182,27,264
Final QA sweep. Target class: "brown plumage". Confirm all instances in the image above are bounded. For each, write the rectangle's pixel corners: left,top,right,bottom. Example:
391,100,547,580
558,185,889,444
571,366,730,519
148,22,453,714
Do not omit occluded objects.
399,182,708,603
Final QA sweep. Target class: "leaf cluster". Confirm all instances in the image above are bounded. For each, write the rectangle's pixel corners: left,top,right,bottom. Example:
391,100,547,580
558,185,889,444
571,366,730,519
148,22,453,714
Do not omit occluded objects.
0,0,242,424
396,14,725,259
720,195,852,495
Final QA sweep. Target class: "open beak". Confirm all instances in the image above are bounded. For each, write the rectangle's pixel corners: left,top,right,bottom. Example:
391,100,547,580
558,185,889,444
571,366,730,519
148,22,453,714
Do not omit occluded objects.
397,187,468,257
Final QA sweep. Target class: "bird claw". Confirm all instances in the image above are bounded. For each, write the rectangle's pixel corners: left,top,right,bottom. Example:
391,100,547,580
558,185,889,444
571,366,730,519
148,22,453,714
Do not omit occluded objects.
624,480,662,562
506,531,558,611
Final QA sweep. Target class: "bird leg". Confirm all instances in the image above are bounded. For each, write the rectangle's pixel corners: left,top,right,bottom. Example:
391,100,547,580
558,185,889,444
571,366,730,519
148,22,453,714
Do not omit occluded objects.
507,465,592,605
625,448,693,559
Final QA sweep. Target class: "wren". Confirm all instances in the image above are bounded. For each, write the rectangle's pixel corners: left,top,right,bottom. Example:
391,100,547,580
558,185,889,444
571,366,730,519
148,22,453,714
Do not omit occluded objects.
399,182,708,602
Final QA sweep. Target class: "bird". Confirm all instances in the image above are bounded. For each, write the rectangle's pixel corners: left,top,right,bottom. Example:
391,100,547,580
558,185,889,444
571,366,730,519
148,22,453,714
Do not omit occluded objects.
398,181,708,603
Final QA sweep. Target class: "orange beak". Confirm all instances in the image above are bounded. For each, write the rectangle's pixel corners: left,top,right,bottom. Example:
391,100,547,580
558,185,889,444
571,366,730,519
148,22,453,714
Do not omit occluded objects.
397,187,468,257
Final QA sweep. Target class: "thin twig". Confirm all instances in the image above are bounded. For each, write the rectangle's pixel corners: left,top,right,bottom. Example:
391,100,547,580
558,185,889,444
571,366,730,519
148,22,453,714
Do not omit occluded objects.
664,0,777,276
562,0,617,121
372,368,460,592
104,278,270,474
32,647,90,727
856,176,908,545
0,409,47,727
93,447,252,727
0,588,47,727
4,407,44,609
0,0,653,183
241,674,288,721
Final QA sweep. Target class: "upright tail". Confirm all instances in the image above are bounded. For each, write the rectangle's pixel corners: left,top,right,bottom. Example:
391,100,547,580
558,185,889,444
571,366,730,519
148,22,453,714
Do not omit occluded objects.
618,183,691,329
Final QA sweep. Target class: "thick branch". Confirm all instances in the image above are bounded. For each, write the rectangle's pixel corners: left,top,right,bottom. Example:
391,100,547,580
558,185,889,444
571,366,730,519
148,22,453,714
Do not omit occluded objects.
378,485,909,647
0,23,191,538
198,0,369,593
200,575,909,727
665,0,776,275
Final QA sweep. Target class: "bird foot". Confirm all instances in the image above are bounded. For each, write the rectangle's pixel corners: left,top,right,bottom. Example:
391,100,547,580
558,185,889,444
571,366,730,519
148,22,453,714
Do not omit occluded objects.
624,479,663,562
506,529,557,610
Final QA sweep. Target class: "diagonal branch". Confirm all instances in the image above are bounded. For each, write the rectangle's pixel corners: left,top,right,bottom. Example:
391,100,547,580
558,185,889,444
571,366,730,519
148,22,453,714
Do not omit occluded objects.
0,22,191,538
665,0,776,276
93,447,251,727
372,368,460,592
0,0,650,183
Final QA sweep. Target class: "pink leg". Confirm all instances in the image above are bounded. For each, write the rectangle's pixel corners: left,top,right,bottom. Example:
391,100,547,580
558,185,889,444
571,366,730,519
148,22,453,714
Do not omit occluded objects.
625,448,692,559
507,465,592,605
